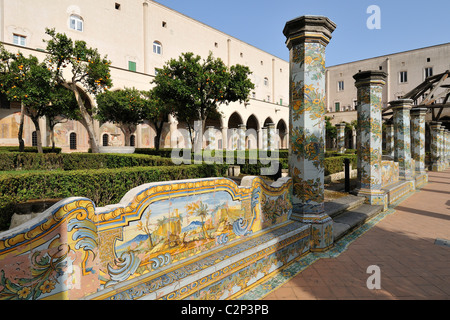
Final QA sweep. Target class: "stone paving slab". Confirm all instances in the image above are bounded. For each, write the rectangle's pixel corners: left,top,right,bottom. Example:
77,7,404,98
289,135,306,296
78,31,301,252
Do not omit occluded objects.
239,169,450,300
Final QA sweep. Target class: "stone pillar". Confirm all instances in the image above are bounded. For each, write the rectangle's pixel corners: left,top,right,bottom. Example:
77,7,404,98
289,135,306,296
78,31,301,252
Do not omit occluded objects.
185,126,192,149
410,108,427,175
391,99,413,180
353,71,387,208
430,122,441,172
385,123,394,157
439,126,445,170
446,129,450,168
284,15,336,251
206,126,215,150
231,128,238,150
261,127,268,151
336,123,346,153
221,126,228,150
169,115,178,148
238,124,246,151
267,123,276,151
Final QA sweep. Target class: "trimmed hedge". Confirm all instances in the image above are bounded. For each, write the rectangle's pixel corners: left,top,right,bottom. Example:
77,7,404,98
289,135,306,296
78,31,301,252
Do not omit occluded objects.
324,155,357,176
135,148,290,159
0,152,175,171
0,164,229,231
0,146,62,154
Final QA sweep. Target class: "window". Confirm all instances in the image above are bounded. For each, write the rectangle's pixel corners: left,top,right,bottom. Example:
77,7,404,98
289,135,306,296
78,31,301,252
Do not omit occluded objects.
69,15,83,31
69,132,77,150
115,3,121,10
427,57,431,63
130,135,136,147
353,100,358,110
424,67,433,79
214,42,218,48
13,34,26,46
399,71,408,83
264,77,269,86
128,61,136,72
162,21,167,28
335,102,340,112
252,92,256,99
261,61,264,66
102,134,109,147
338,81,344,92
153,41,162,54
32,131,38,147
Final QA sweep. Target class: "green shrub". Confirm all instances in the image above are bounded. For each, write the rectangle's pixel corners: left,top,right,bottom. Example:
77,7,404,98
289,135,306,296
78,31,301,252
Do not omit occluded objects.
0,146,62,154
324,155,357,176
0,163,229,231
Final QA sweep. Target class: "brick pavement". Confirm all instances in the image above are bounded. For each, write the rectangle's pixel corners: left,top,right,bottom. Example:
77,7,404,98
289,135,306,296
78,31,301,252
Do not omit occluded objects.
264,169,450,300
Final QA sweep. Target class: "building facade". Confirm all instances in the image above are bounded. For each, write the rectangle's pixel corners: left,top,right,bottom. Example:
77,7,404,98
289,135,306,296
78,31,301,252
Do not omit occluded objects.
0,0,290,152
325,42,450,125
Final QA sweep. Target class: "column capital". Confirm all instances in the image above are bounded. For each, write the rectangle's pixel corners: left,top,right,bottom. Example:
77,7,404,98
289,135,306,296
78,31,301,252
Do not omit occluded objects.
283,15,336,49
389,99,413,110
430,121,442,128
353,70,387,88
410,107,428,116
335,122,346,128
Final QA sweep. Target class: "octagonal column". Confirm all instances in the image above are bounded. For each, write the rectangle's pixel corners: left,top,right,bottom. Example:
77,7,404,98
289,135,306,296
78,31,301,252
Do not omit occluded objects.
267,123,276,151
206,126,215,150
385,123,394,157
391,99,413,180
336,123,346,154
284,15,336,251
439,126,445,170
354,71,387,209
430,122,441,172
238,124,246,151
410,108,427,175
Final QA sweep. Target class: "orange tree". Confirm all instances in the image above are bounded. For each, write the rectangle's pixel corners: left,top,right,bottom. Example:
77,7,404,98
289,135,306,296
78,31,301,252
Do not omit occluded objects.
44,28,112,153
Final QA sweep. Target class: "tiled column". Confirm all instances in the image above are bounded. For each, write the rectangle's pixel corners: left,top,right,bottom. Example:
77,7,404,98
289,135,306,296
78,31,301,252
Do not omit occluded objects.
336,123,346,154
206,126,215,150
221,126,228,150
238,124,246,151
385,123,394,157
446,129,450,168
410,108,427,175
391,99,413,180
439,126,445,170
430,122,441,172
261,128,268,151
353,71,387,208
284,15,336,251
267,123,276,151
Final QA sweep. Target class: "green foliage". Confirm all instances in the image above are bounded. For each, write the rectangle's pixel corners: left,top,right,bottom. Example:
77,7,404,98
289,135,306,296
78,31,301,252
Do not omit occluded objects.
324,155,357,176
0,164,228,230
152,52,254,135
0,152,174,171
0,146,62,154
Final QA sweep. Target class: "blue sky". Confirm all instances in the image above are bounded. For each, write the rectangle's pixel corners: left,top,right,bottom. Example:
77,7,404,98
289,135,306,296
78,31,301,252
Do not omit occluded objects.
156,0,450,66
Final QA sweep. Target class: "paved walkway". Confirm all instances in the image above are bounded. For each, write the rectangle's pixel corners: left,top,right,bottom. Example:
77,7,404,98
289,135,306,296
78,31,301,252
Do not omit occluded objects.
263,169,450,300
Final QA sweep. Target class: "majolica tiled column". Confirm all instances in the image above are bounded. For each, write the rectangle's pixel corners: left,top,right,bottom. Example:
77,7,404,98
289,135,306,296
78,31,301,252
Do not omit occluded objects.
385,123,394,157
238,124,246,151
284,15,336,251
261,127,268,151
353,71,387,208
391,99,413,180
267,123,276,151
410,108,427,175
206,126,215,150
445,129,450,168
439,126,445,170
430,122,441,172
336,123,346,154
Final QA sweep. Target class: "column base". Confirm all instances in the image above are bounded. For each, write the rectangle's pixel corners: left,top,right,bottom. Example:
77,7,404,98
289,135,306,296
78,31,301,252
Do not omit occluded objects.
290,211,333,251
357,189,388,211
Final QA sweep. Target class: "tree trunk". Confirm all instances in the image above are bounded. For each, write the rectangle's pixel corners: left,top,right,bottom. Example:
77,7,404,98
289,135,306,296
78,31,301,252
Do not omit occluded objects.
18,102,25,152
30,116,44,154
72,85,99,153
153,120,164,151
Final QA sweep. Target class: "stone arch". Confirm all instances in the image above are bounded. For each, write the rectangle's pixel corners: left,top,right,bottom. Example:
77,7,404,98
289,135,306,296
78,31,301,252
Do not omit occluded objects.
277,119,288,149
246,114,260,150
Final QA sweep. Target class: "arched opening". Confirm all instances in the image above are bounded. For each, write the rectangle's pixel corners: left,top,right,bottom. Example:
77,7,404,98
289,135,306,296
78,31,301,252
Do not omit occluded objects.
227,112,244,150
246,114,259,150
277,120,287,149
32,131,38,147
102,133,109,147
69,132,77,150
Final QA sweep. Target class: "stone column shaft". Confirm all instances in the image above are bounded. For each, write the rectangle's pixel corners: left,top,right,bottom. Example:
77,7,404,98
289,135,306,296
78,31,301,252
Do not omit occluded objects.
354,70,387,209
267,123,276,151
336,123,346,153
410,108,427,175
391,99,413,180
385,124,394,157
284,15,336,251
430,122,441,172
